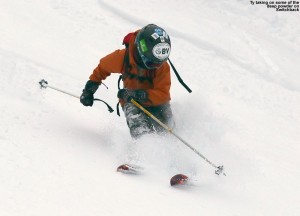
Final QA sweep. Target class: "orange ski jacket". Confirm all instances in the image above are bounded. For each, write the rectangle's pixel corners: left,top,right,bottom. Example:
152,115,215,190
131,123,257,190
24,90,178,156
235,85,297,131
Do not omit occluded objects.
89,30,171,107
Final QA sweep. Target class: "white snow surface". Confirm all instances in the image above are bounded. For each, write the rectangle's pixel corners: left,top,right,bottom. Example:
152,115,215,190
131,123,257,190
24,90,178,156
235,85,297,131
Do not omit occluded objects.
1,0,300,215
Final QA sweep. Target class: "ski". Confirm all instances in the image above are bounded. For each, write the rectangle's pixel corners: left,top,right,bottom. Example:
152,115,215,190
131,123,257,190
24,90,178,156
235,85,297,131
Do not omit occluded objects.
170,174,189,186
117,165,189,186
116,164,143,174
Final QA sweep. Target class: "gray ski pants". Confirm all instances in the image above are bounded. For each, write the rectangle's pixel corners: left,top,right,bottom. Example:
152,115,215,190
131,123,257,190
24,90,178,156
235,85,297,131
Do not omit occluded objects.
123,102,174,138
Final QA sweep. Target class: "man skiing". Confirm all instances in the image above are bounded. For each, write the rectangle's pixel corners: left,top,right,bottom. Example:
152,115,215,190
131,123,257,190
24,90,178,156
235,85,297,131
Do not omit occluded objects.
80,24,173,139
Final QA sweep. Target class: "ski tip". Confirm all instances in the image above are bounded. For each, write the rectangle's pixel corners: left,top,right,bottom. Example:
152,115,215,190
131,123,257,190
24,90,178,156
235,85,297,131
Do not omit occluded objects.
117,164,130,172
170,174,189,186
116,164,141,174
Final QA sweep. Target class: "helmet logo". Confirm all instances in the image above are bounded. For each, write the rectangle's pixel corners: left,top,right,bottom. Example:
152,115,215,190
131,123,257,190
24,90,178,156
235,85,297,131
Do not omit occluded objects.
139,39,148,53
151,33,159,40
152,28,169,42
152,43,171,60
154,28,163,35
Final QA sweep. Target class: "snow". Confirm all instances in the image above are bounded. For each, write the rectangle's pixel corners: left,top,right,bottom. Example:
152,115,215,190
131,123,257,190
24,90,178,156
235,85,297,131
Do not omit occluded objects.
1,0,300,215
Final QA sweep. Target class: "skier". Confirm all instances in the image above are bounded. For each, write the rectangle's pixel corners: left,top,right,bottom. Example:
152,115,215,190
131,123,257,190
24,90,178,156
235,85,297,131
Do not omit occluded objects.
80,24,173,139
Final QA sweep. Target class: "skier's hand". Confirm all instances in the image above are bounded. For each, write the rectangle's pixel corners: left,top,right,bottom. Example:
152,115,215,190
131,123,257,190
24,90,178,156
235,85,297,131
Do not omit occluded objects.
80,91,94,106
80,80,99,107
117,89,148,103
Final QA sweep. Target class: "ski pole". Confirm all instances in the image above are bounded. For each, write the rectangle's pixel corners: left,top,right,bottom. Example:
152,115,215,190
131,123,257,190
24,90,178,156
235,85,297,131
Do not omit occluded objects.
39,79,79,99
130,98,226,176
38,79,114,113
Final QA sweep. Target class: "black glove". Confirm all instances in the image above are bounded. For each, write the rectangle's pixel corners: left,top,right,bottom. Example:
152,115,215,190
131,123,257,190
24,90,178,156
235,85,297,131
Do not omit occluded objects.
80,80,99,106
117,89,148,103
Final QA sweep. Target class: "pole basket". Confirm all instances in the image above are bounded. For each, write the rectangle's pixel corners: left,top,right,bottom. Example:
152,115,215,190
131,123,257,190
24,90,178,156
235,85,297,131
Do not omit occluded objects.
39,79,48,89
215,165,226,176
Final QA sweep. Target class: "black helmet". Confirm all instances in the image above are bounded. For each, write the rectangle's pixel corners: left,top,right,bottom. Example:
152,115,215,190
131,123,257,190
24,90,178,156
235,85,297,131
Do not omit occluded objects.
135,24,171,69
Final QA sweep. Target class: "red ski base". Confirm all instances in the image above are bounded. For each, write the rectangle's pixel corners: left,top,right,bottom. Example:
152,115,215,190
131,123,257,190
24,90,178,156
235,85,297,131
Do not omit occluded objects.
170,174,189,186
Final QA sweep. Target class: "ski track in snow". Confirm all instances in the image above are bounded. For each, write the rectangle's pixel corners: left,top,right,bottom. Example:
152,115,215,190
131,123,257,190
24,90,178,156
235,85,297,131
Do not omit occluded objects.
1,0,300,216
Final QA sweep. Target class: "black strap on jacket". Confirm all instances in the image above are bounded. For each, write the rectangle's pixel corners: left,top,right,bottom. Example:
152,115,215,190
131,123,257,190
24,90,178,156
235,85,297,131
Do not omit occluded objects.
167,58,192,93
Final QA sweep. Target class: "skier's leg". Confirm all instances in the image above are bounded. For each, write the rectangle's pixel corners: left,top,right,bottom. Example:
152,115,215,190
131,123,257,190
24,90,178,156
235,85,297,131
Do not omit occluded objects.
148,103,175,134
123,102,154,138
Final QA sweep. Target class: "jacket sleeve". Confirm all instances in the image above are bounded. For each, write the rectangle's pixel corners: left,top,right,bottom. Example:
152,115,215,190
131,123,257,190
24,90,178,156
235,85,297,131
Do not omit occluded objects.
146,63,171,106
89,49,125,83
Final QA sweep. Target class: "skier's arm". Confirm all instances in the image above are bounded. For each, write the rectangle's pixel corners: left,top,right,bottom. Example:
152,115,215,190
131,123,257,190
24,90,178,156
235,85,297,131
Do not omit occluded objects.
89,49,126,83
